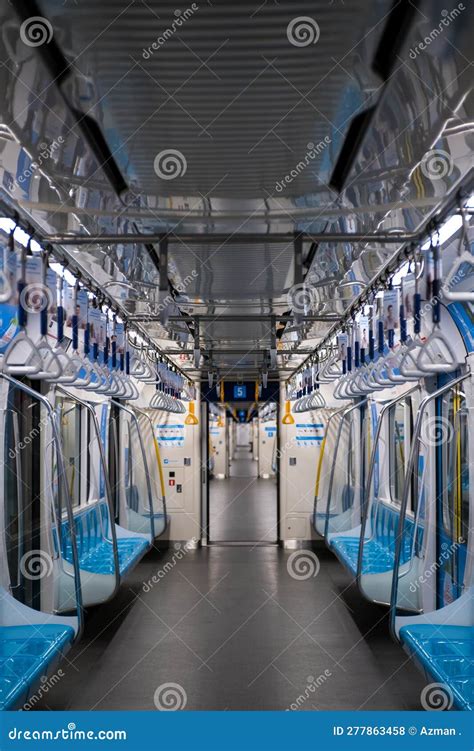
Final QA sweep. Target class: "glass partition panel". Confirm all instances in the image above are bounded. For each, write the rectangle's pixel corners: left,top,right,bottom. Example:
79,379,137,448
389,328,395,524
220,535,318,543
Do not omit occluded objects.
136,410,167,537
313,409,343,536
1,379,82,711
391,378,471,626
439,386,469,606
390,377,472,712
325,406,364,537
357,391,417,605
109,403,155,541
54,393,119,607
57,399,82,510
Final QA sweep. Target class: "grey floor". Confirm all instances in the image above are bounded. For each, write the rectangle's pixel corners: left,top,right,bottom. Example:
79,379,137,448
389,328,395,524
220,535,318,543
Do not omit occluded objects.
34,451,426,712
210,446,277,543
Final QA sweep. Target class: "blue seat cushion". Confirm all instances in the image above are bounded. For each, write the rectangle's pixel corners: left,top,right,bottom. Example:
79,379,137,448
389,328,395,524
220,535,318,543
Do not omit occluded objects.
116,536,149,576
328,502,420,576
63,536,149,576
60,502,149,576
400,624,474,711
329,535,397,576
0,624,74,710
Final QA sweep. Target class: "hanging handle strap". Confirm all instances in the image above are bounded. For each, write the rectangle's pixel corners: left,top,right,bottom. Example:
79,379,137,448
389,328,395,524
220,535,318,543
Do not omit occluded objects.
57,274,65,344
111,315,117,369
72,280,79,351
0,224,14,304
441,208,474,302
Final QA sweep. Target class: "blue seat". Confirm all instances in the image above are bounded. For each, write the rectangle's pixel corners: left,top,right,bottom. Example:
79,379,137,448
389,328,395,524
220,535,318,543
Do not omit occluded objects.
400,624,474,711
0,624,74,710
60,501,149,577
329,502,421,576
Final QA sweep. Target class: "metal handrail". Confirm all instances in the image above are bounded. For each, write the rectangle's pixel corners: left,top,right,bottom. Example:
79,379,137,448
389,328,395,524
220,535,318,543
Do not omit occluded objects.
323,400,367,540
132,406,168,526
356,385,420,592
388,371,471,641
55,387,121,595
312,404,347,528
111,400,156,539
0,373,84,638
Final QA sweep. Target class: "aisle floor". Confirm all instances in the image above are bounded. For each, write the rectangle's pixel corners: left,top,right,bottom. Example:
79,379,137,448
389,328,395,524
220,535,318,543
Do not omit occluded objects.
35,452,426,712
210,447,277,542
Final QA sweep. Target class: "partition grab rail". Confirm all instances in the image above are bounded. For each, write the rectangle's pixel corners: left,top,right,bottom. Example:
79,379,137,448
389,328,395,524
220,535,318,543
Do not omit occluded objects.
55,387,121,594
132,406,168,524
110,400,156,539
313,405,348,526
323,399,367,540
388,371,472,641
0,373,84,635
355,386,420,590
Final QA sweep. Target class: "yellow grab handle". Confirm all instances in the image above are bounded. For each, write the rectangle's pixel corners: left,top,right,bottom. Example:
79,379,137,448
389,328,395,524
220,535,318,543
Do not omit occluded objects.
185,400,199,425
282,400,295,425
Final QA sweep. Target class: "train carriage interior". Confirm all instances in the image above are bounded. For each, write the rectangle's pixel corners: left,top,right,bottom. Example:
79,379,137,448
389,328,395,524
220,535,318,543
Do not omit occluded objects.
0,0,473,722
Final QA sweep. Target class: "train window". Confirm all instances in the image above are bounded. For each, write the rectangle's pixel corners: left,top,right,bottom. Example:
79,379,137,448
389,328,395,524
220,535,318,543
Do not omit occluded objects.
3,408,21,589
389,400,409,505
443,389,469,544
58,399,82,509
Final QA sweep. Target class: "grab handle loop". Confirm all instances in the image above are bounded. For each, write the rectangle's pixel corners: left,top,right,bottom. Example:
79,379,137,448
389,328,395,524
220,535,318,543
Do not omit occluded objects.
30,249,63,381
441,209,474,302
416,325,459,373
3,239,42,376
417,239,459,374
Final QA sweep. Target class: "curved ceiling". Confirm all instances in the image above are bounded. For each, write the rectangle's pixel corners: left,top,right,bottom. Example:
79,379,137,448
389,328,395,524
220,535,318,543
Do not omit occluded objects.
0,0,472,378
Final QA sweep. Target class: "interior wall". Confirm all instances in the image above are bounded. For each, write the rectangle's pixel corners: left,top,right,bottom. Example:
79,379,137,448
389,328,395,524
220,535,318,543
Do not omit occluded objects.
278,383,343,544
143,386,201,543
